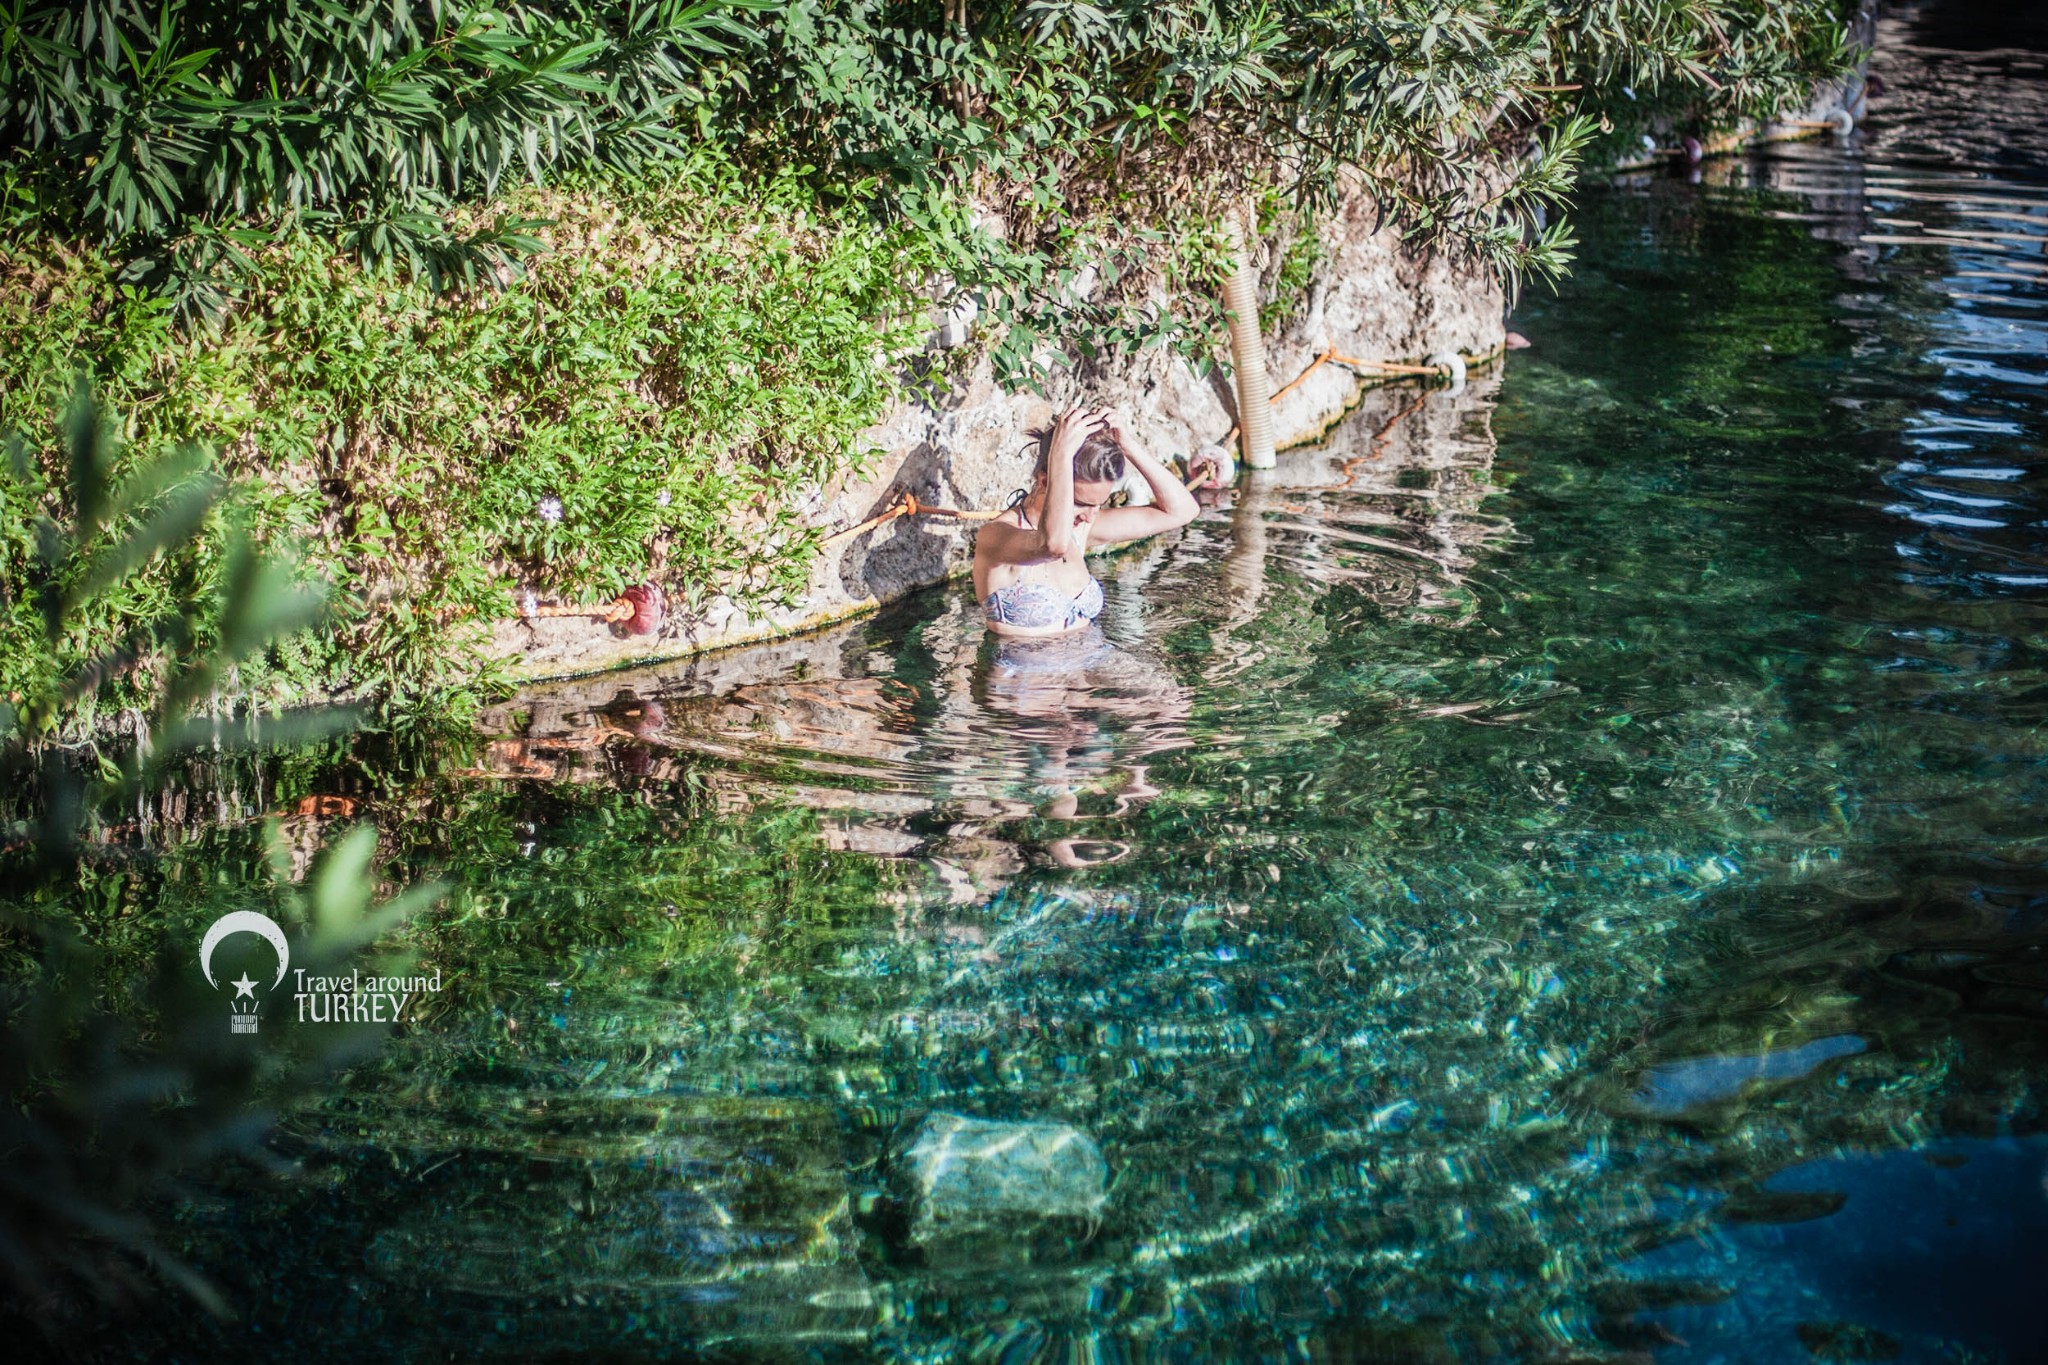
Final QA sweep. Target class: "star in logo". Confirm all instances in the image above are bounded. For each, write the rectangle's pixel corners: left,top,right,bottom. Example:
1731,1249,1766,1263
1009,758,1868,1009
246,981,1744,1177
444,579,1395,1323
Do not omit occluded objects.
232,973,257,1000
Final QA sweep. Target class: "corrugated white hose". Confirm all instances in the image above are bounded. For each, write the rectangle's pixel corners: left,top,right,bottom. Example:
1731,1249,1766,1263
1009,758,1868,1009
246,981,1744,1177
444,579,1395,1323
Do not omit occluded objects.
1220,203,1276,471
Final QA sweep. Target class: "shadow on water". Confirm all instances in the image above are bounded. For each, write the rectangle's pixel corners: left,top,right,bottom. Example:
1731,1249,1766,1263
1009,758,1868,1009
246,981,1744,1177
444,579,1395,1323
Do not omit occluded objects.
45,3,2048,1360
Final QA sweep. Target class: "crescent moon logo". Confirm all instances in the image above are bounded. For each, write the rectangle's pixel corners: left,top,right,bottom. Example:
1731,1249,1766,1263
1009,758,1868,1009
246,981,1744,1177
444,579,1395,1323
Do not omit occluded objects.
199,911,291,991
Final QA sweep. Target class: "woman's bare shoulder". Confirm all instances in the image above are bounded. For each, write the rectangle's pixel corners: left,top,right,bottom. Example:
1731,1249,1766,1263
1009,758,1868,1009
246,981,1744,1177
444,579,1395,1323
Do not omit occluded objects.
976,514,1035,561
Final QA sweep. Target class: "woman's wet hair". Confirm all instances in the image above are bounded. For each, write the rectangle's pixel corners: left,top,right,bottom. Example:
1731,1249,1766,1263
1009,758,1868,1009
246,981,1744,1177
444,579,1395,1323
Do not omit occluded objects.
1026,423,1127,487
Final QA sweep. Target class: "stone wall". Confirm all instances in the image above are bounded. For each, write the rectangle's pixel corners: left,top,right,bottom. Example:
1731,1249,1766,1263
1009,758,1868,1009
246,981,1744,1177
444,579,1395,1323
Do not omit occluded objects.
477,372,1508,747
491,176,1507,682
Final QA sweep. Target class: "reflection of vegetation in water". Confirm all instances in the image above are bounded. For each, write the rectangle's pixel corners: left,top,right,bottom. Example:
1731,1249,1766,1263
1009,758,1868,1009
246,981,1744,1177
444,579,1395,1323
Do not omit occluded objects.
0,388,432,1330
93,775,919,1354
401,779,910,1019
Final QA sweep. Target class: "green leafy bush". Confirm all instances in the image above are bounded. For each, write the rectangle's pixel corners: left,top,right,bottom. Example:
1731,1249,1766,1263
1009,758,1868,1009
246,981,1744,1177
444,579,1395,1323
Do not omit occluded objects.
1,153,936,718
1,0,1858,334
720,0,1855,337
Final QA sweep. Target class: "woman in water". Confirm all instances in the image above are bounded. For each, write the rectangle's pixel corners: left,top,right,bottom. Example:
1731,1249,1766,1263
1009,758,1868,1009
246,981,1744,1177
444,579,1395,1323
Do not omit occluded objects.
974,408,1200,636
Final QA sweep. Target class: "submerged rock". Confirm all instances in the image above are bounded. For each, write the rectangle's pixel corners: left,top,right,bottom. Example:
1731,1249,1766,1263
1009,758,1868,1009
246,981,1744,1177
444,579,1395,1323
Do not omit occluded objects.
1633,1034,1866,1116
1795,1319,1902,1362
1716,1187,1848,1225
895,1112,1108,1242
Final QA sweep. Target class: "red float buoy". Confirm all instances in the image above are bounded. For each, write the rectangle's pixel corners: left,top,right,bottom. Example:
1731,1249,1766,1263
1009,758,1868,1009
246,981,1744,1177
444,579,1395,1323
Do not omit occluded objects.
618,583,664,636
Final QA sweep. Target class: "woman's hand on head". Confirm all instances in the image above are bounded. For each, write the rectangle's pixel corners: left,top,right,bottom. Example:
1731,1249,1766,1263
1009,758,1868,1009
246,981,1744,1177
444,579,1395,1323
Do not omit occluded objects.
1099,408,1135,451
1050,407,1109,463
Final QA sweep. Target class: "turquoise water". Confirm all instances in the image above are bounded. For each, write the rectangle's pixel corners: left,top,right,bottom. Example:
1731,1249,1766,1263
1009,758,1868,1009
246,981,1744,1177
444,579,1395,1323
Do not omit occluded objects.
105,7,2048,1362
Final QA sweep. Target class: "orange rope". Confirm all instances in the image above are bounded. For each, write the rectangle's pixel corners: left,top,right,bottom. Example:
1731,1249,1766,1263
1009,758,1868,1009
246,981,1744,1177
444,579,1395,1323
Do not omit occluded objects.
1262,389,1432,494
1220,347,1454,443
820,499,909,548
819,491,1013,549
1374,391,1431,443
903,493,1010,523
1268,346,1337,406
1334,391,1430,487
526,596,636,623
1335,356,1445,376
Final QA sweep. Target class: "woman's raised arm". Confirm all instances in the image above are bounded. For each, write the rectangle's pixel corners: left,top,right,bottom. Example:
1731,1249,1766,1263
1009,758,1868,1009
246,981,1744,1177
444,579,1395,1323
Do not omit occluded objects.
1036,408,1106,557
1089,413,1200,547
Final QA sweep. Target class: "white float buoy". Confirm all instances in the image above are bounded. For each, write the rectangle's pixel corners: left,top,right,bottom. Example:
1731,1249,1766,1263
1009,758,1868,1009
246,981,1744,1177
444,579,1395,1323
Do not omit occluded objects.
1191,443,1238,488
1427,349,1468,394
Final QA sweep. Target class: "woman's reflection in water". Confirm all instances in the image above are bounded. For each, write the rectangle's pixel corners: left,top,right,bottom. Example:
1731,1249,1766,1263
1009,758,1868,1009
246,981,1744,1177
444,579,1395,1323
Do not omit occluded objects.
966,612,1193,869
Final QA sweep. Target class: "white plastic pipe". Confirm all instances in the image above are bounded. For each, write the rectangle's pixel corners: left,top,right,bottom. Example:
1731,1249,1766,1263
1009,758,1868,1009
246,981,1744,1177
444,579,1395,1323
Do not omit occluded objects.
1220,202,1276,471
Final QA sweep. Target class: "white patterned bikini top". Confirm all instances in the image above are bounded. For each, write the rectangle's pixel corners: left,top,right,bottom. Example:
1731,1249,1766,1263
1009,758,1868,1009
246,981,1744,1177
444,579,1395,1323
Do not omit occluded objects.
982,575,1105,630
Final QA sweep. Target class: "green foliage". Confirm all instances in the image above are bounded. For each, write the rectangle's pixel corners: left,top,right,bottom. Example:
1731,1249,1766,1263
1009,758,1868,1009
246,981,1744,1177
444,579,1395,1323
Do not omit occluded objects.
1256,189,1325,334
0,0,768,315
0,384,434,1325
1563,0,1869,169
1,154,936,714
0,379,325,746
722,0,1851,343
389,777,908,1025
0,0,1857,332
